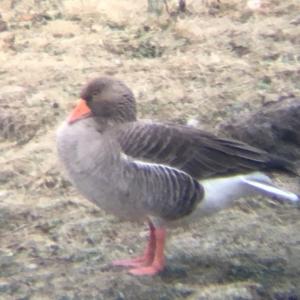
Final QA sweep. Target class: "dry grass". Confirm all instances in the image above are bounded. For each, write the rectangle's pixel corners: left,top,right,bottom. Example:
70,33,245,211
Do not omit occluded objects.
0,0,299,298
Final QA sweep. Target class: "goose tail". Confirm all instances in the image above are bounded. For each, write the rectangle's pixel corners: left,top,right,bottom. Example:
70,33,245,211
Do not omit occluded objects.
186,172,299,221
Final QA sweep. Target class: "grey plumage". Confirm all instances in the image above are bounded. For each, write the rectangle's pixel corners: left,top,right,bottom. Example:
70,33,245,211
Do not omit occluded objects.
56,76,299,276
57,76,298,223
116,121,290,179
57,118,203,223
125,158,204,220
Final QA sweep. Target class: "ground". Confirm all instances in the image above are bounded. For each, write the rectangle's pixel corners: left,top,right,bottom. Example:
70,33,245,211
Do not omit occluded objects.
0,0,300,299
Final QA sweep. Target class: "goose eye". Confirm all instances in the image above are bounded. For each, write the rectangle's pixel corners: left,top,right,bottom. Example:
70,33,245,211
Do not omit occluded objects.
86,91,98,102
91,90,100,99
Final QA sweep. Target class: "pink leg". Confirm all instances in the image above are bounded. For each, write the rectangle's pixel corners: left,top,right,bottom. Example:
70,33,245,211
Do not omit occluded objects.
112,222,156,268
129,227,166,276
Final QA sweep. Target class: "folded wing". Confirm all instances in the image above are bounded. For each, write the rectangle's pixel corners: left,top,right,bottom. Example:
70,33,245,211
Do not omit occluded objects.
116,121,295,179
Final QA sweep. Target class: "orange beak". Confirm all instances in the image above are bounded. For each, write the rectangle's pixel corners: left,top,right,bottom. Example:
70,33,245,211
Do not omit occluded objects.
68,99,92,124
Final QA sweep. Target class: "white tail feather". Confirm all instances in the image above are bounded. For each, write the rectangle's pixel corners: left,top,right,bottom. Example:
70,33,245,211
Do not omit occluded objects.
184,172,299,222
241,178,299,203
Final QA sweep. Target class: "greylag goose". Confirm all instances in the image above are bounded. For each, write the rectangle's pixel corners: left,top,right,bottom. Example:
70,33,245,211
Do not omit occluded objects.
56,77,299,276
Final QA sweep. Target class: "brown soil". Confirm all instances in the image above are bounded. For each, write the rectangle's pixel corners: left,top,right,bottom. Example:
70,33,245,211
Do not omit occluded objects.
0,0,299,299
